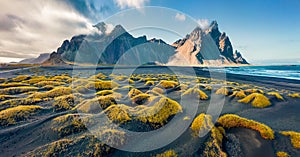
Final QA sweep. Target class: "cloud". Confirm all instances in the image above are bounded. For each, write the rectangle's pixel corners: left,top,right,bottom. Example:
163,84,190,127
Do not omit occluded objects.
114,0,149,9
197,19,210,30
0,0,95,61
175,13,186,21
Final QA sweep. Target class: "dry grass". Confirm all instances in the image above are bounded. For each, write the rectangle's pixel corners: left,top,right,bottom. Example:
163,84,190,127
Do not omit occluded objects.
29,87,72,99
144,81,155,86
190,114,213,136
52,94,81,111
238,93,271,108
267,92,284,100
131,93,156,105
34,81,66,87
0,105,43,126
280,131,300,148
0,95,17,101
52,114,86,137
76,95,117,113
203,127,227,157
215,87,229,95
182,87,208,100
157,80,179,89
230,90,246,98
288,93,300,98
0,98,43,110
155,150,178,157
217,114,274,140
128,88,143,98
244,88,264,94
96,90,113,96
276,151,290,157
0,86,39,95
0,82,30,88
86,80,119,90
12,75,30,82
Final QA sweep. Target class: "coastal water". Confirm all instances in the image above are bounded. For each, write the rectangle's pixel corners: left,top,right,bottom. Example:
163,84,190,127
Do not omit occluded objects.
206,65,300,81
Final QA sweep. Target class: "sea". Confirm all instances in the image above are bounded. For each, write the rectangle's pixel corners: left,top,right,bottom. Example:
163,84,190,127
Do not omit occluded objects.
205,65,300,81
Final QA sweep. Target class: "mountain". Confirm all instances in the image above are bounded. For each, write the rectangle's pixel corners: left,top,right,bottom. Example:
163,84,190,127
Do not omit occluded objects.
19,53,50,64
44,22,176,65
44,21,248,65
169,21,248,65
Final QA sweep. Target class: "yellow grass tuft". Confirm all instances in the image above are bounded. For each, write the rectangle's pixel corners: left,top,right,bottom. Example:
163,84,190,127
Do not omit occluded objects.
12,75,30,82
238,93,271,108
267,92,284,100
52,94,81,111
23,76,47,84
0,86,39,95
155,150,178,157
0,105,43,126
131,93,156,105
182,87,208,100
157,80,179,89
29,87,72,99
244,88,264,94
217,114,274,140
230,90,246,98
190,114,213,136
215,87,229,95
0,82,30,88
34,81,66,87
52,114,86,137
96,90,113,96
151,87,165,94
76,95,116,113
276,151,290,157
104,104,132,123
144,81,155,86
280,131,300,149
203,127,227,157
288,93,300,98
86,80,119,90
0,95,17,101
128,88,143,98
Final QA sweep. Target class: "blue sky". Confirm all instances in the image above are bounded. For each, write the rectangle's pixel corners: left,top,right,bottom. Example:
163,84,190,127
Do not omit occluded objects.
0,0,299,63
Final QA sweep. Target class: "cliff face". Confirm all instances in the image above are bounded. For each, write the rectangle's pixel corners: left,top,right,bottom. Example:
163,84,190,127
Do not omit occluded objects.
169,21,248,65
44,21,248,66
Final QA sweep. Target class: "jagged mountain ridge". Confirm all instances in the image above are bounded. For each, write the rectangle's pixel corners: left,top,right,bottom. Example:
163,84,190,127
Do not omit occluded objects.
169,21,248,65
43,21,248,65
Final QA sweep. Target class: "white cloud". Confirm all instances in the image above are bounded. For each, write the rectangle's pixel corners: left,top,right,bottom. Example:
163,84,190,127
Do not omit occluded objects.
175,13,186,21
197,19,210,30
0,0,94,62
114,0,149,9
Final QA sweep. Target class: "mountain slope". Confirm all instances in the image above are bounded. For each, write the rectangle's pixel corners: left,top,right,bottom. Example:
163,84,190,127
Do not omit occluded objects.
169,21,248,65
19,53,50,64
44,21,248,66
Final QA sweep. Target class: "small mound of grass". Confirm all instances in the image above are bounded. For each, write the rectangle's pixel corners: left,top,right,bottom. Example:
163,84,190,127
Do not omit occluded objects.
238,93,271,108
131,93,155,105
27,135,113,157
280,131,300,149
230,90,246,98
52,94,81,111
34,81,66,87
182,87,208,100
30,87,72,99
104,104,132,123
0,82,30,88
157,80,179,89
244,88,264,94
0,98,43,110
0,105,43,126
150,87,165,94
217,114,274,140
128,88,143,98
12,75,31,82
0,78,6,83
0,86,39,95
190,113,213,136
144,81,155,86
203,127,227,157
76,96,117,113
267,92,284,100
52,114,86,137
288,93,300,98
96,90,113,96
155,150,178,157
86,80,119,90
0,95,17,101
23,76,47,84
276,151,290,157
215,87,229,95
